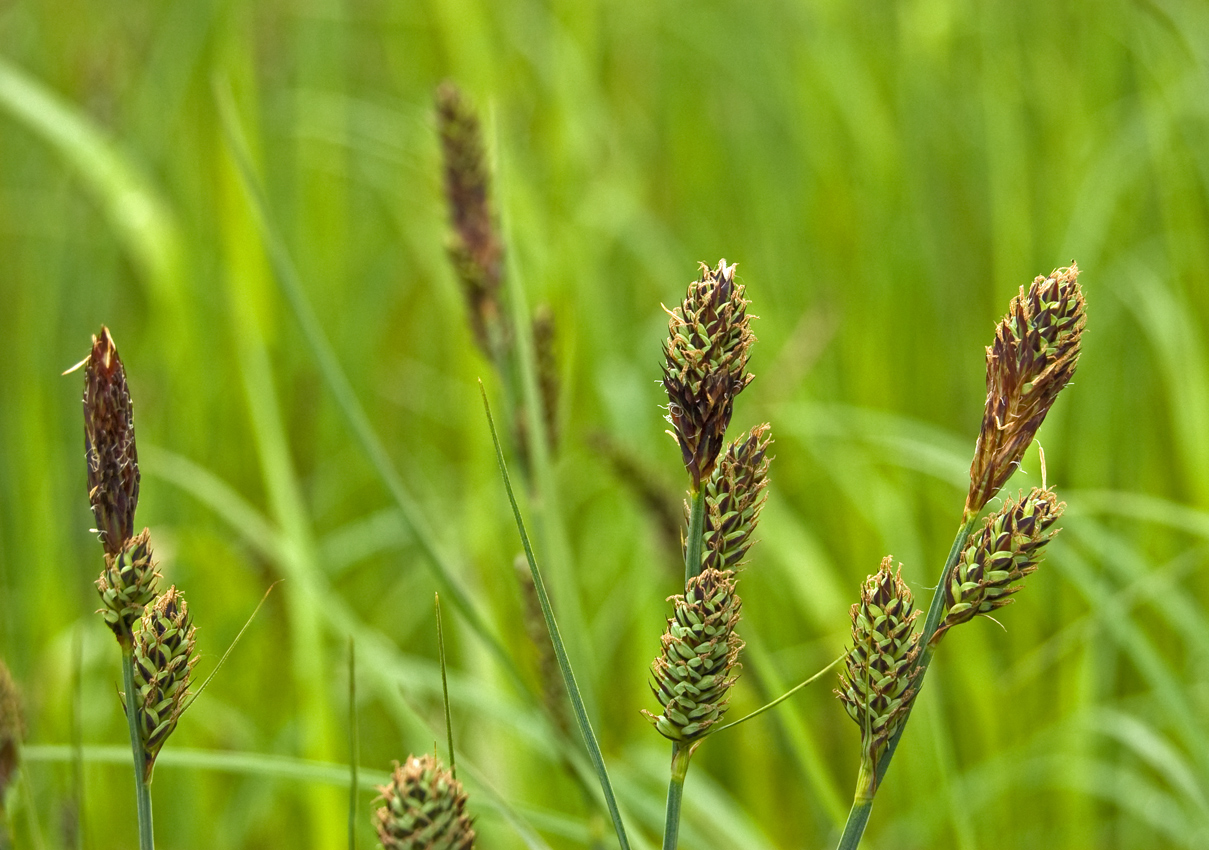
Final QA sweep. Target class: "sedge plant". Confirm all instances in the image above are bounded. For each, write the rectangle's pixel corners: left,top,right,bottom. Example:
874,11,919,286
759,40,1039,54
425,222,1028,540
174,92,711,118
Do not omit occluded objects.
834,264,1087,848
79,328,199,850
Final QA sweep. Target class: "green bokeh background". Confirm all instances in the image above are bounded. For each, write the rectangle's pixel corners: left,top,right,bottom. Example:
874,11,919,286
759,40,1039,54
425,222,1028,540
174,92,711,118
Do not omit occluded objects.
2,0,1208,847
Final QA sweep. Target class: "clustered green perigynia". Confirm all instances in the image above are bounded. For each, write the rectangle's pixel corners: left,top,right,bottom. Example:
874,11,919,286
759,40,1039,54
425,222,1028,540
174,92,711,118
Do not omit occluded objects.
698,424,772,574
645,568,744,743
967,265,1085,515
96,529,160,648
836,559,921,782
662,260,755,490
933,488,1063,645
374,754,476,850
130,587,198,781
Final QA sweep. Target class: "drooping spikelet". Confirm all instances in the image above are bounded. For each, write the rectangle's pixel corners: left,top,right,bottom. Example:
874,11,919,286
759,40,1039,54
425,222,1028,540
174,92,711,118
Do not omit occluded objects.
0,659,24,804
130,587,198,781
933,488,1063,644
662,260,755,490
96,529,161,648
83,327,140,556
644,568,744,742
696,424,772,575
436,81,507,361
373,754,476,850
836,559,921,780
966,265,1085,515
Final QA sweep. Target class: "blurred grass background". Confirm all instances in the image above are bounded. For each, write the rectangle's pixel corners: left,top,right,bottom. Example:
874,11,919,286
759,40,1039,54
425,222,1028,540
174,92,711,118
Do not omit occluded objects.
2,0,1209,847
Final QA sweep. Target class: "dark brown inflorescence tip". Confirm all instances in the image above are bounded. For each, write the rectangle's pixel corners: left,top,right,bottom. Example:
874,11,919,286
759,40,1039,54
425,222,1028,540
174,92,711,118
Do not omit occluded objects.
83,327,140,556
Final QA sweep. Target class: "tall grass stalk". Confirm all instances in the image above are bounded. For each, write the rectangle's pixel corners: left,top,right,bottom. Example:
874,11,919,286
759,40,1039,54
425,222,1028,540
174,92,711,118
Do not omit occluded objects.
120,651,154,850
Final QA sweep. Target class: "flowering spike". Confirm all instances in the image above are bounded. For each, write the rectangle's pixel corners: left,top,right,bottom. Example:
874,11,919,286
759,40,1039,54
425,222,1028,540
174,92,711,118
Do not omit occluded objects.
644,568,744,742
967,265,1085,514
83,327,140,555
697,424,772,573
96,529,161,649
374,753,476,849
934,488,1063,644
130,586,198,782
662,260,755,490
836,558,922,782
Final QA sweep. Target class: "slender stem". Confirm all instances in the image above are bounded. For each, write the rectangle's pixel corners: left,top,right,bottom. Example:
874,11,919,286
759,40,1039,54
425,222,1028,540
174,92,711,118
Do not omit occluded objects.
347,639,358,850
661,744,693,850
835,761,875,850
872,515,977,789
684,489,706,585
121,650,154,850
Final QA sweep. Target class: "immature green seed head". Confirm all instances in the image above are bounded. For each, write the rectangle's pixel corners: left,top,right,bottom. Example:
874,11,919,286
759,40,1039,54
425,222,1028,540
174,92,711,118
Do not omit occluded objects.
644,568,744,742
836,558,921,781
96,529,161,649
130,586,198,782
934,488,1063,644
967,265,1085,515
0,659,24,804
662,260,755,490
697,424,772,574
83,327,140,556
373,754,476,850
436,81,507,361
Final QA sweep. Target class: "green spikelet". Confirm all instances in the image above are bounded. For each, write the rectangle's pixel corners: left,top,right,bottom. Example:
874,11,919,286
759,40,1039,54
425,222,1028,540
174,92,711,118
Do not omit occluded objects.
644,568,744,742
967,264,1085,514
934,488,1063,644
130,586,198,782
836,558,921,781
96,529,160,649
662,260,755,490
0,659,24,804
697,424,772,573
373,754,476,850
83,326,140,556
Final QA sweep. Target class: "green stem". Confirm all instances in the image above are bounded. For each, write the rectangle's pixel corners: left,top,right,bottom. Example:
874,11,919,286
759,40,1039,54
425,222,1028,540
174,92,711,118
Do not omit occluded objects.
121,650,154,850
872,515,977,789
684,489,706,585
835,761,875,850
661,744,693,850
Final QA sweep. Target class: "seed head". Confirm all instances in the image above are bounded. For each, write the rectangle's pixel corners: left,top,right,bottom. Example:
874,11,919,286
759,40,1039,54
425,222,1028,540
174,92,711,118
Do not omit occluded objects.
644,568,744,742
836,558,922,782
662,260,755,490
130,586,198,782
0,659,24,803
83,327,140,555
697,424,772,574
967,264,1085,515
934,488,1063,644
96,529,161,649
436,81,507,361
374,754,476,850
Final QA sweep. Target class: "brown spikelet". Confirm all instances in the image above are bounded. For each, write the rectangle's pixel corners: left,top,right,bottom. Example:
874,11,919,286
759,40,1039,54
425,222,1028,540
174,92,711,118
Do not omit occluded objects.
83,327,140,556
532,304,560,454
966,264,1085,515
0,659,24,803
662,260,755,490
436,81,508,361
934,488,1063,644
374,754,476,850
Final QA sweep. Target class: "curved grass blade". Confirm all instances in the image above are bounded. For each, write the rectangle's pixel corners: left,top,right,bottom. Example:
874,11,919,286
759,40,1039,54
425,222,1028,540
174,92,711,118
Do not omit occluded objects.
480,382,632,850
181,581,279,715
436,593,456,778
